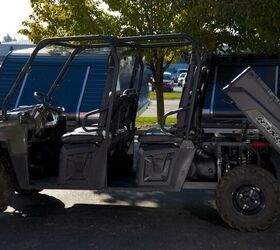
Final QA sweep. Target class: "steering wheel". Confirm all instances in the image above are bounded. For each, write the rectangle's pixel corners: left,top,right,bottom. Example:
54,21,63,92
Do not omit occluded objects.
31,104,47,137
32,91,65,136
33,91,64,112
33,92,50,134
34,91,47,104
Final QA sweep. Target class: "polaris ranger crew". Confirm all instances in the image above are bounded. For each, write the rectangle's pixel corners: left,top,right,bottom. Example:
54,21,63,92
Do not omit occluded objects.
0,33,279,231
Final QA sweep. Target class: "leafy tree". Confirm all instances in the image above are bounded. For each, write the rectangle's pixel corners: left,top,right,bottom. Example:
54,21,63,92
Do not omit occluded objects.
20,0,119,43
177,0,280,54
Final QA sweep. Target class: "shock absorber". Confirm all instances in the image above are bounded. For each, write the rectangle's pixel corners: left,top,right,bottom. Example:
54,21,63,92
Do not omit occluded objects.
240,146,247,167
247,147,254,165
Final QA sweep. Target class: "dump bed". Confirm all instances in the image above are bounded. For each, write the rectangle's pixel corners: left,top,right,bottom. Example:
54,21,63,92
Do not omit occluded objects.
224,67,280,154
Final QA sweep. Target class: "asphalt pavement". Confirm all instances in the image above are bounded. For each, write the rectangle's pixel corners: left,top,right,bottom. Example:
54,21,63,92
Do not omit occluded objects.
141,99,180,117
141,87,182,117
1,189,280,250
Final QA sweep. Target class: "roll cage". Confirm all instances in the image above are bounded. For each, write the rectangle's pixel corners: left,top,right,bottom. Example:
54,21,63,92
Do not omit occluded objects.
1,33,206,138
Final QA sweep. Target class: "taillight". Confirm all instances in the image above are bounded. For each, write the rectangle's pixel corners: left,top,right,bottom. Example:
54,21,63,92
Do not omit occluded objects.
252,141,268,148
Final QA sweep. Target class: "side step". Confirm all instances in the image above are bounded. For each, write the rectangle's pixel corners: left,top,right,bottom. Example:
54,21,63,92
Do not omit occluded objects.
224,67,280,154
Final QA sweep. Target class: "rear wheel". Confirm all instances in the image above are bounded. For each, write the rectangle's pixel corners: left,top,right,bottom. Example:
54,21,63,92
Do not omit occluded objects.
216,166,280,231
0,160,14,213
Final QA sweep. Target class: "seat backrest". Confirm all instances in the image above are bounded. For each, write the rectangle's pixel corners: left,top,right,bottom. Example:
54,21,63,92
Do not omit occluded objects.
89,49,142,139
95,57,115,134
109,88,138,135
174,60,206,137
175,64,197,135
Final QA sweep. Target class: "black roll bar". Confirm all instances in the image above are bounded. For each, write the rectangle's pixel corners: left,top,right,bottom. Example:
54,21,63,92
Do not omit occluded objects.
1,35,123,118
1,33,205,139
119,33,205,137
47,47,82,97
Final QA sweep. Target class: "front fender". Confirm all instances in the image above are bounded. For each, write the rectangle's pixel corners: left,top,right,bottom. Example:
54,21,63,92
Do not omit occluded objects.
0,123,29,188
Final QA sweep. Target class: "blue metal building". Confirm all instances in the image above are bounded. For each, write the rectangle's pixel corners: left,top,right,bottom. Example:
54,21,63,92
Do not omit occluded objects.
0,50,149,129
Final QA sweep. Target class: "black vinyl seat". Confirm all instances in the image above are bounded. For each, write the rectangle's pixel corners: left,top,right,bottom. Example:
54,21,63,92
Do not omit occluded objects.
139,65,204,145
61,105,105,144
61,128,103,144
62,89,138,145
138,128,183,144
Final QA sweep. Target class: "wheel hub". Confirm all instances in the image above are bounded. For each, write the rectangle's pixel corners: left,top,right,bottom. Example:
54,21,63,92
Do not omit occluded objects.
233,185,265,215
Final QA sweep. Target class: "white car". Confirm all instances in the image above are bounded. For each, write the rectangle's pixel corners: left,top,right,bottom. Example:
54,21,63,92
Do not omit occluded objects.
178,72,187,87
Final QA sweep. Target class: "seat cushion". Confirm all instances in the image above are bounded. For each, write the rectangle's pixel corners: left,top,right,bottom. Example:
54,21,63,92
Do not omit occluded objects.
62,128,103,144
73,126,98,133
138,127,182,144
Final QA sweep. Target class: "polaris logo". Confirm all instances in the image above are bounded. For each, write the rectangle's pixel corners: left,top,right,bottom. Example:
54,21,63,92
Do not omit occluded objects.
256,116,280,145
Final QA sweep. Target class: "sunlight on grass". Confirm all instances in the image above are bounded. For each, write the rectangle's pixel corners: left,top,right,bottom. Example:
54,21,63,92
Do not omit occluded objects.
149,92,181,100
136,116,177,129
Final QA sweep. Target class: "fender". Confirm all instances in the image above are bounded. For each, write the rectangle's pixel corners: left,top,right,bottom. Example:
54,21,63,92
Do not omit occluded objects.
0,124,29,188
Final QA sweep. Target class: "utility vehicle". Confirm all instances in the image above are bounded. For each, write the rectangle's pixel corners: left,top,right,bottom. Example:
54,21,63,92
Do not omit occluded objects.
0,33,280,231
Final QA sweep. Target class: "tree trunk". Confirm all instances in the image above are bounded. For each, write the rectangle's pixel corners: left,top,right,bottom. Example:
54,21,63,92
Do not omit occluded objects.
156,84,164,124
155,60,164,124
149,51,165,124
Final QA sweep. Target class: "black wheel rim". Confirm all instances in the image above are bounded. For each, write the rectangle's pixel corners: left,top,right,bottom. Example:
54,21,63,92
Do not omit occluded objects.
232,185,265,216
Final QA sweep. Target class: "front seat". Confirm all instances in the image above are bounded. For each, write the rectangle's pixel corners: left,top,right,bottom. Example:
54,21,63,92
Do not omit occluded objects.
138,127,183,144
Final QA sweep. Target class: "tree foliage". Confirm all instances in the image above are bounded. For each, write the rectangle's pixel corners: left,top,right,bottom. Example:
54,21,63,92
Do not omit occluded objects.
21,0,280,54
177,0,280,54
20,0,119,43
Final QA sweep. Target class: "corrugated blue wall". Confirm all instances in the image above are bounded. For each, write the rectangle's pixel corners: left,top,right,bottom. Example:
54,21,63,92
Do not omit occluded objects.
0,52,109,120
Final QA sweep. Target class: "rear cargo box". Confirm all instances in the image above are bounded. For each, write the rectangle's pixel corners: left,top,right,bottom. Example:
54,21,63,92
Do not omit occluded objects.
224,67,280,154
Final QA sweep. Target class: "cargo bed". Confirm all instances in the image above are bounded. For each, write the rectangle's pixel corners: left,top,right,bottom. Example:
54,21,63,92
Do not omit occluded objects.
224,67,280,154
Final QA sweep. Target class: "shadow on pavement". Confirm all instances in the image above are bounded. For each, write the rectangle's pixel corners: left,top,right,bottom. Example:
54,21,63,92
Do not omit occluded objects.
0,190,279,250
93,189,224,227
10,193,65,217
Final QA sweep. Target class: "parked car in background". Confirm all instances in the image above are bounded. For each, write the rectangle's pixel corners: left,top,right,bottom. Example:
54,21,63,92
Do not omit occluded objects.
178,72,187,86
151,71,174,92
162,71,174,92
174,68,188,83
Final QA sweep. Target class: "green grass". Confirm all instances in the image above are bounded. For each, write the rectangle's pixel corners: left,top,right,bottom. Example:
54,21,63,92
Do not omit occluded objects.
149,92,181,100
136,116,177,129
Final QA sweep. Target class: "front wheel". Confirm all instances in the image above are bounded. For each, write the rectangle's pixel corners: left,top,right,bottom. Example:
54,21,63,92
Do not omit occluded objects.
216,166,280,231
0,161,14,213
